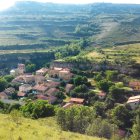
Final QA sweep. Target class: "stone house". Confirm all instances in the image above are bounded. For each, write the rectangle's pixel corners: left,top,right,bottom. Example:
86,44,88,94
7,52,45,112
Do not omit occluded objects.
35,75,46,84
48,67,63,78
33,84,49,94
36,68,48,76
19,84,32,93
0,92,8,99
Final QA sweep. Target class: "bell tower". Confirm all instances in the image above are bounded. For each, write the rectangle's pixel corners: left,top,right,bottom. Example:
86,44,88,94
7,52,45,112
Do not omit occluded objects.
18,64,25,75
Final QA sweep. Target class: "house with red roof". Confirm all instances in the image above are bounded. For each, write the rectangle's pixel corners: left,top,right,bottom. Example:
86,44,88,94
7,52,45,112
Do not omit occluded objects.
46,81,60,88
33,84,49,94
17,92,26,97
36,94,57,104
48,67,73,81
129,81,140,91
46,88,59,96
62,98,84,109
70,98,85,104
35,75,46,84
19,84,32,93
36,68,48,76
48,67,63,78
0,92,8,99
127,95,140,110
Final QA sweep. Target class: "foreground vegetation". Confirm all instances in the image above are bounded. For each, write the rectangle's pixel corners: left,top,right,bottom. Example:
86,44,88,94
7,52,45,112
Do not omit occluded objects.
0,113,103,140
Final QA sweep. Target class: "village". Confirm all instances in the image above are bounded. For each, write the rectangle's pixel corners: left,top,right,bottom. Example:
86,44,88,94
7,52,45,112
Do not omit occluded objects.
0,63,139,111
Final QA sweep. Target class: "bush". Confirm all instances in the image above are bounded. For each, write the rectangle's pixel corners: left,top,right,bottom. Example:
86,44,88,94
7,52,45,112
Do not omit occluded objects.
8,103,21,113
56,106,94,133
86,118,116,139
97,79,114,92
21,100,55,119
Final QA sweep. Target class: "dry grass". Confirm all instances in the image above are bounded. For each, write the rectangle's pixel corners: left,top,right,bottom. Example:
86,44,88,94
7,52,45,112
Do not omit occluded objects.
0,113,103,140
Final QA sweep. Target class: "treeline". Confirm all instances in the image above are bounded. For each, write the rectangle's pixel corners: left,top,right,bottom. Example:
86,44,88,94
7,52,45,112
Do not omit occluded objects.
0,44,48,50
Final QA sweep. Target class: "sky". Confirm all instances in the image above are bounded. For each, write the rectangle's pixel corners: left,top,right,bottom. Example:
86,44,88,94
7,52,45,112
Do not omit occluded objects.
0,0,140,11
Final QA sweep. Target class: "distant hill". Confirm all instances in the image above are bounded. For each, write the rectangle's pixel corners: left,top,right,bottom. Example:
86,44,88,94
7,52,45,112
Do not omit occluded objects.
0,1,140,48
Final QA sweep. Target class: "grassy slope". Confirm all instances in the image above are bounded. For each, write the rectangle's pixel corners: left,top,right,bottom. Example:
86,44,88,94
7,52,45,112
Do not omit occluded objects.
0,114,103,140
86,43,140,63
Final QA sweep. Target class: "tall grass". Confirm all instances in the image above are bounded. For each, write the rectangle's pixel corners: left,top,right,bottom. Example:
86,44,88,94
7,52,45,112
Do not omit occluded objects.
0,114,104,140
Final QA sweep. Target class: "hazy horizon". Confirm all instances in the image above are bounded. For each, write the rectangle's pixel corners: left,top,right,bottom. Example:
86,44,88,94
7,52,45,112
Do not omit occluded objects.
0,0,140,11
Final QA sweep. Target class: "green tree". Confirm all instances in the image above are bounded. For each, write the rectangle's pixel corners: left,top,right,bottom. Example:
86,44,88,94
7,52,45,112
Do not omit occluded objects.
0,78,8,92
26,64,36,73
56,106,94,133
97,79,114,92
55,52,62,59
111,105,132,129
21,100,55,119
86,118,116,139
4,75,14,82
54,91,66,100
105,70,118,81
8,103,21,113
73,75,88,86
93,102,106,117
130,112,140,140
94,73,103,82
108,85,126,103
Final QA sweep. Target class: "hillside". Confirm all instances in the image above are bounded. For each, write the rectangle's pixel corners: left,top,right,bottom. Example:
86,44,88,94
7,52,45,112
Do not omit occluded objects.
0,2,140,48
0,113,102,140
86,43,140,63
0,1,140,73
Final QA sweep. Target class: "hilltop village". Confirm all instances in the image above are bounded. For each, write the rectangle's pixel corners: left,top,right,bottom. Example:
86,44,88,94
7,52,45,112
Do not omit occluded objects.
0,62,140,139
0,63,139,110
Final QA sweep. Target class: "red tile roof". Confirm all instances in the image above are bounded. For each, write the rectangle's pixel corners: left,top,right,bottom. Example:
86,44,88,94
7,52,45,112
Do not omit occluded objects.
46,88,59,96
33,84,48,92
0,92,8,99
129,81,140,86
36,95,48,100
17,92,26,97
70,98,85,104
36,68,48,73
46,81,60,88
36,95,57,103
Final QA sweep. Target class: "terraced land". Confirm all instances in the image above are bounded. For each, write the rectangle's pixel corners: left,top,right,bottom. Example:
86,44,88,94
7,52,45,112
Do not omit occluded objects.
86,43,140,63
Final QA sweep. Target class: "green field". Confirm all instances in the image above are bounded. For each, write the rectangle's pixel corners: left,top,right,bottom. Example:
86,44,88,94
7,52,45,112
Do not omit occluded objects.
86,43,140,63
0,114,103,140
